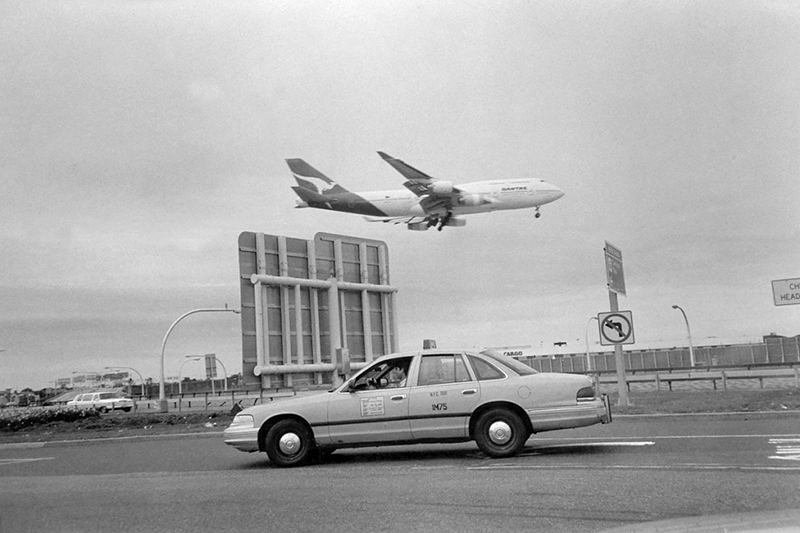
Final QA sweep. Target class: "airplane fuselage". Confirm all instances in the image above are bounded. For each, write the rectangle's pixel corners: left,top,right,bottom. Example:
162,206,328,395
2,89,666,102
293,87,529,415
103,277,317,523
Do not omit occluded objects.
297,178,564,218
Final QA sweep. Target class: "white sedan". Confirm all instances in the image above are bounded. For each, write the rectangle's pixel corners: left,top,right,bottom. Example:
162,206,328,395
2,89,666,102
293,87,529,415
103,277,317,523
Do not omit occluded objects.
66,391,134,413
224,349,611,467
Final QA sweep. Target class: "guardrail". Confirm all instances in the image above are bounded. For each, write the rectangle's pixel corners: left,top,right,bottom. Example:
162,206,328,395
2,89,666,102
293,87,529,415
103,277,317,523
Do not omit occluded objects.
590,365,800,393
133,388,302,413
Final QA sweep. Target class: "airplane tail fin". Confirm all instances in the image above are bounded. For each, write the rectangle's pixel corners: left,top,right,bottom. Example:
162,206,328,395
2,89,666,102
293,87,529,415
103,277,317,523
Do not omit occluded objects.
286,158,350,195
291,185,328,208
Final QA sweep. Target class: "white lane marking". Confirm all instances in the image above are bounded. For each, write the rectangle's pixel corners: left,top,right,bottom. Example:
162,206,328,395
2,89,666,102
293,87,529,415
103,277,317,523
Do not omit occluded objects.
0,457,55,466
469,464,800,472
769,438,800,461
539,441,655,447
535,434,800,441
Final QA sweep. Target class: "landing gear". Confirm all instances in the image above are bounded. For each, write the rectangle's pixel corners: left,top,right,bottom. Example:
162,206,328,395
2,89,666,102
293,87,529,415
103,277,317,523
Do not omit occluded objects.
437,211,453,231
535,207,541,219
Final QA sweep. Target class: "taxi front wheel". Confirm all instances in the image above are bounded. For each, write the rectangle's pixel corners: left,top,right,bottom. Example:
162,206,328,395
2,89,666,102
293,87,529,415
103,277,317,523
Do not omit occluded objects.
474,408,528,458
264,419,315,468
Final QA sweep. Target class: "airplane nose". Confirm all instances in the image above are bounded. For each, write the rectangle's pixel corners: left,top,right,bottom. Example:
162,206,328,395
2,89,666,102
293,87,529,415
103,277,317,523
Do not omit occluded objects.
543,184,564,204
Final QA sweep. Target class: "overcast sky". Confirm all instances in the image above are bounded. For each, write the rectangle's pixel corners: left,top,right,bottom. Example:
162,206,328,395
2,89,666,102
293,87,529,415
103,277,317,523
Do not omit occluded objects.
2,0,799,390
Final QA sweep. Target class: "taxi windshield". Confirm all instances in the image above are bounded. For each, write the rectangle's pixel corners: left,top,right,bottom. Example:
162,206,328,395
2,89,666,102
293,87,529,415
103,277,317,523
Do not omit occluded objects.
479,350,538,376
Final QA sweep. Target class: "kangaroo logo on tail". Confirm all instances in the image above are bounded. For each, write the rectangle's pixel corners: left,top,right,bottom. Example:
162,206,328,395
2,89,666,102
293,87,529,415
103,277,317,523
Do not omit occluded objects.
286,158,348,195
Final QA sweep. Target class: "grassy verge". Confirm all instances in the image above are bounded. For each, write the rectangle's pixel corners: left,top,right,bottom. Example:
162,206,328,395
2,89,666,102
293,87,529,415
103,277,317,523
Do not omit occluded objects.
2,388,799,444
0,409,234,444
610,388,800,415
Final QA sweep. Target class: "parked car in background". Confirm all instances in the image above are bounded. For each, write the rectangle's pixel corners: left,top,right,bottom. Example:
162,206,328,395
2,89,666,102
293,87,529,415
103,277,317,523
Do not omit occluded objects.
67,391,134,413
224,349,612,467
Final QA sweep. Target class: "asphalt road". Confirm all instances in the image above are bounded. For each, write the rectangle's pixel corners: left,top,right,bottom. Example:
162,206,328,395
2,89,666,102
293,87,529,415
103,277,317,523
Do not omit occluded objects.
2,413,800,533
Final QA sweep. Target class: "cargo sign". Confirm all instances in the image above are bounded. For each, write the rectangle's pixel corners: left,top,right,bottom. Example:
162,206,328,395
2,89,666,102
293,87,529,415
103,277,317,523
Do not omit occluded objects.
772,278,800,307
488,345,535,358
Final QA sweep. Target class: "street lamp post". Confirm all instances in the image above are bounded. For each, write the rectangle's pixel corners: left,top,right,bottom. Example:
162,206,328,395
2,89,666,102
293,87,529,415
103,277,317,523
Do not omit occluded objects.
184,354,229,395
158,306,240,413
215,356,228,392
672,305,696,367
178,357,203,395
585,316,599,372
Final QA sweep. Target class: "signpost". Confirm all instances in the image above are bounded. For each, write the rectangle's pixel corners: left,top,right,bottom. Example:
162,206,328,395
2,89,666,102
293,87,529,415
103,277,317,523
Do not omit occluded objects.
604,241,630,407
772,278,800,307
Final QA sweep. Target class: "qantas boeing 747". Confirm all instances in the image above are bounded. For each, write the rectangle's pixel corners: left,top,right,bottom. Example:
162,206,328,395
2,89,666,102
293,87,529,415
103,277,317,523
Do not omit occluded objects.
288,151,565,231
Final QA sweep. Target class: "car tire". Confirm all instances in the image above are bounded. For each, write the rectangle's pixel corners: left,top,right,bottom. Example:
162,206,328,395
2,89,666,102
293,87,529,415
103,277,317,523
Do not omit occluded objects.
264,419,315,468
98,406,108,414
123,407,132,413
474,408,528,458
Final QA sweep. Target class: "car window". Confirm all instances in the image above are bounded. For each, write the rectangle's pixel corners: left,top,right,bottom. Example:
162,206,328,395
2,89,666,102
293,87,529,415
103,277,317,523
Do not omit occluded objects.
468,355,506,381
350,357,413,390
99,393,114,400
417,354,471,386
480,350,538,376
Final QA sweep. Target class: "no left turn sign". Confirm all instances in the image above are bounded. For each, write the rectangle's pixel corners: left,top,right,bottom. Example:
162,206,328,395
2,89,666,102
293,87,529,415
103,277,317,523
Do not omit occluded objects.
598,311,635,346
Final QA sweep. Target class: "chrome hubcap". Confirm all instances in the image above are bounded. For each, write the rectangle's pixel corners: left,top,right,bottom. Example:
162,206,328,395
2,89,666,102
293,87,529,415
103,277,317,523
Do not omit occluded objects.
488,421,512,445
279,432,302,455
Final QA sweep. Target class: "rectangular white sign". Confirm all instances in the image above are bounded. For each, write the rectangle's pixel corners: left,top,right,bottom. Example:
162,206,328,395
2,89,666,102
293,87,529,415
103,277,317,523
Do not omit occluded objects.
772,278,800,306
604,241,626,296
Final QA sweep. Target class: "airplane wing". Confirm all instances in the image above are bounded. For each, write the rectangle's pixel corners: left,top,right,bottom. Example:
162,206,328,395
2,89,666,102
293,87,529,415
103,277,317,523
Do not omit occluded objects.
377,151,457,198
377,152,493,218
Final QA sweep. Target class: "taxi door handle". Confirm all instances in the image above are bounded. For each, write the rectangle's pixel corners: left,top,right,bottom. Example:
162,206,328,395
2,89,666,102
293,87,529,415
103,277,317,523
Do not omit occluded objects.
461,389,477,395
390,394,407,401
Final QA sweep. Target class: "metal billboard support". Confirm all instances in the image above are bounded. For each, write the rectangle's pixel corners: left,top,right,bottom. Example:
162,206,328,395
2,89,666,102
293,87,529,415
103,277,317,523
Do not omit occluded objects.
239,232,397,389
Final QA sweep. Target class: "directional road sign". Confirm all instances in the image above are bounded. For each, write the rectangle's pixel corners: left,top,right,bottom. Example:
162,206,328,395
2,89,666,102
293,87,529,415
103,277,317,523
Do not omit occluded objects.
604,241,626,296
598,310,635,346
772,278,800,307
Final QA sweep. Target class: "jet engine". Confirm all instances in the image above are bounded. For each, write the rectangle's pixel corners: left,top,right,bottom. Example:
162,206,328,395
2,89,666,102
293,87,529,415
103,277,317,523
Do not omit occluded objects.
429,181,454,195
457,193,484,206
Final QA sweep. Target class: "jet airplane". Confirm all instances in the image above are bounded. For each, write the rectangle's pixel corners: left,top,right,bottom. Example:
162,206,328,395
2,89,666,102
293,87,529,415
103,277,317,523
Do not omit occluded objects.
288,152,565,231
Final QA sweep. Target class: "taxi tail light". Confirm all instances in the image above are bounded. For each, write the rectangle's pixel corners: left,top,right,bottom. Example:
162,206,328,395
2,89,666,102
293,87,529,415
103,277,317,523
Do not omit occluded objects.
576,386,597,402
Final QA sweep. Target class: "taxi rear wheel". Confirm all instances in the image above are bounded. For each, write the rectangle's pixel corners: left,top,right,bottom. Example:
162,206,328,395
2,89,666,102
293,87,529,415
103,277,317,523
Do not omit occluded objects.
474,408,528,458
264,419,315,468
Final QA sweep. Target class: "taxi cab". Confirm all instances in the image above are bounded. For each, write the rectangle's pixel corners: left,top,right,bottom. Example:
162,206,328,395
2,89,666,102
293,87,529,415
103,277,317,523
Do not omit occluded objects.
224,349,611,467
